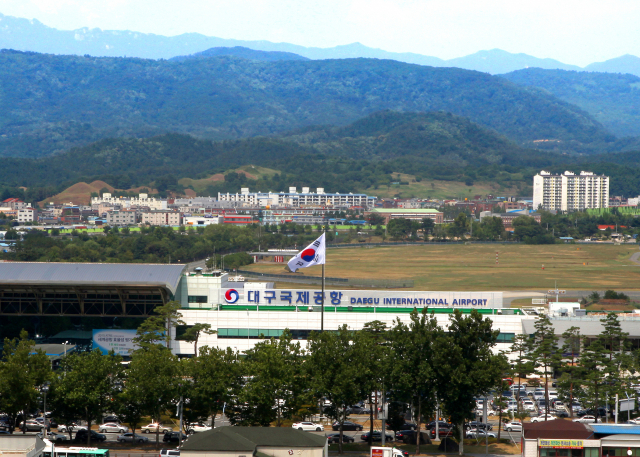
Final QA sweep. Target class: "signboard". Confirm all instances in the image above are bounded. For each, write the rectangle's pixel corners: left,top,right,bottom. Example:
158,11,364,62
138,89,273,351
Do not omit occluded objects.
532,299,547,305
93,329,138,356
547,290,566,294
220,289,503,308
539,440,584,449
619,398,635,412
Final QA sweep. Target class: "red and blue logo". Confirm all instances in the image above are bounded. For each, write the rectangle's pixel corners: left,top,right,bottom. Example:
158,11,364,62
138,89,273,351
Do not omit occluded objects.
300,248,316,262
225,289,239,304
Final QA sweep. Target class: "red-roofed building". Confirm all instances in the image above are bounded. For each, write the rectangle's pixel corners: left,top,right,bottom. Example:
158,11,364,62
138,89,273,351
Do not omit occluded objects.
2,198,27,210
598,225,626,231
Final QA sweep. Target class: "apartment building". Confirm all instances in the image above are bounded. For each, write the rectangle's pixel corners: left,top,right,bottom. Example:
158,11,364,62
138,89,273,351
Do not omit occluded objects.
218,187,376,209
17,207,37,223
91,193,167,211
141,211,182,226
533,170,609,212
107,210,137,226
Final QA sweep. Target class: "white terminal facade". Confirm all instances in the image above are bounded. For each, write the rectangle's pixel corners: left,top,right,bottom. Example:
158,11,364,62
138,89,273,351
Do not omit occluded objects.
168,272,523,356
90,193,168,210
218,187,376,208
533,170,609,212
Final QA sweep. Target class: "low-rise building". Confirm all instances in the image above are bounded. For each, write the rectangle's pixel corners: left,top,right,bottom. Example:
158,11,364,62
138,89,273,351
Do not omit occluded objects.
17,207,37,223
365,208,444,224
2,198,28,210
141,211,182,226
107,210,137,226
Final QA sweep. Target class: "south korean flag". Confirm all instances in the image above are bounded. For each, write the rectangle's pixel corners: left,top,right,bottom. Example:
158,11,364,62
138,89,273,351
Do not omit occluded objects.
287,233,326,273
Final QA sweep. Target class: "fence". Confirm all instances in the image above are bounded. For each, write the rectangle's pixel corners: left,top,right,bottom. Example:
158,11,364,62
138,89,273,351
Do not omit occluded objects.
327,241,521,248
233,269,414,289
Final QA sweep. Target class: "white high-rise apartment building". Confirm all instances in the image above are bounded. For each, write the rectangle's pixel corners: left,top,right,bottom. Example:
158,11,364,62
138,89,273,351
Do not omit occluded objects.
533,170,609,212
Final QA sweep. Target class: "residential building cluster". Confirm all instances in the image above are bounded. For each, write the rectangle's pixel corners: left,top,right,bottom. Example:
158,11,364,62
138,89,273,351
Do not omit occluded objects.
533,170,610,212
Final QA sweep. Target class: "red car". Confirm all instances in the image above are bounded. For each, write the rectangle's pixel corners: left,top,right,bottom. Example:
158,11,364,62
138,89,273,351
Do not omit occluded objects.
430,427,453,438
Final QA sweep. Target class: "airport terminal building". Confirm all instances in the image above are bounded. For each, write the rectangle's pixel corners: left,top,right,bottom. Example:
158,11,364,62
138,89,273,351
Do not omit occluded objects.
1,262,639,356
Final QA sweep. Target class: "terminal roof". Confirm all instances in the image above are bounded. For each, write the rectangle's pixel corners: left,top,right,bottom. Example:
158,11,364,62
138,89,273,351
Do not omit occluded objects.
0,262,186,294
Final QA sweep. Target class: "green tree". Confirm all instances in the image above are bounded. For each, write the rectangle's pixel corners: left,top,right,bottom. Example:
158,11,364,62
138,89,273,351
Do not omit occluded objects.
420,217,435,235
229,330,305,427
434,310,504,456
558,327,582,418
531,315,561,419
510,334,534,415
134,301,184,348
127,344,180,447
579,336,608,416
52,350,123,445
181,323,217,356
0,331,51,433
388,310,443,455
447,213,469,239
306,325,369,454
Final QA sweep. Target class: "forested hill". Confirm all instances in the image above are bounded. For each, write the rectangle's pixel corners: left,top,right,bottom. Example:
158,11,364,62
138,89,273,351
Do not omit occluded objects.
0,111,554,190
170,46,309,62
500,68,640,138
0,49,615,158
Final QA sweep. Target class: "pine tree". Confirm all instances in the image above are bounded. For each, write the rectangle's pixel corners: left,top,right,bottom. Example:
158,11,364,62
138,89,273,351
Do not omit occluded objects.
532,315,561,420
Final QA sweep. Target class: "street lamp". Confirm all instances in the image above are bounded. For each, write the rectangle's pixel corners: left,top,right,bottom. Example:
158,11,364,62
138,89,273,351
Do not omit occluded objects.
41,382,50,433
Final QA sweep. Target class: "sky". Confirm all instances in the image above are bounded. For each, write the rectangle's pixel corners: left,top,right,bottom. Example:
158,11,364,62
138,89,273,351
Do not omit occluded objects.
0,0,639,66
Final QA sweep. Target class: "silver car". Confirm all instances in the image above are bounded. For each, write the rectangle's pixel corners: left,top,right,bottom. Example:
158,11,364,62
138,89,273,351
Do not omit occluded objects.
37,432,69,442
99,422,129,433
117,432,149,443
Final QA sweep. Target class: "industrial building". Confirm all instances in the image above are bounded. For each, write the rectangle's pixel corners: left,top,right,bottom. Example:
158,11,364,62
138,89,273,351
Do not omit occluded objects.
533,171,609,212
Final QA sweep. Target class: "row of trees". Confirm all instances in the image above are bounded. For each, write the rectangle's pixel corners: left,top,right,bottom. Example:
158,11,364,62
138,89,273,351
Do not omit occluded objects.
510,313,640,421
0,308,503,455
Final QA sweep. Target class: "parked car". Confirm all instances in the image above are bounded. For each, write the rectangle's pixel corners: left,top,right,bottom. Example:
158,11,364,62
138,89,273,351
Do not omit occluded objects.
556,411,569,418
292,422,324,432
466,429,496,439
531,415,556,423
573,415,599,424
522,400,536,411
503,421,523,432
34,417,58,429
361,431,394,442
37,432,69,442
99,422,128,433
431,428,453,438
20,420,45,432
327,433,355,444
425,421,451,431
346,406,372,415
332,421,363,431
385,422,417,431
74,430,106,442
103,415,120,423
142,423,173,433
186,423,212,434
57,423,87,433
464,421,492,431
163,431,188,443
395,430,416,441
117,432,149,443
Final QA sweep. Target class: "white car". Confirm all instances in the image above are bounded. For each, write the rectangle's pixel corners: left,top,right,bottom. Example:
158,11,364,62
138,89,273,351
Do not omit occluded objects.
186,423,212,434
533,391,545,400
503,421,523,432
37,431,69,442
554,401,565,411
573,415,598,424
292,422,324,432
141,423,173,433
548,391,558,400
531,415,557,423
57,424,87,433
99,422,129,433
522,400,536,411
466,429,496,439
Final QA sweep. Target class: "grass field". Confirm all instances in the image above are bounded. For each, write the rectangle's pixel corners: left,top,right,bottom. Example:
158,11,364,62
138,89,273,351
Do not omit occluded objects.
244,244,640,291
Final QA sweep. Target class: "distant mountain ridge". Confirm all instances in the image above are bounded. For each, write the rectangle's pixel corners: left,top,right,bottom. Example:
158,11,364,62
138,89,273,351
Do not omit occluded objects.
170,46,309,62
1,12,639,76
0,49,615,158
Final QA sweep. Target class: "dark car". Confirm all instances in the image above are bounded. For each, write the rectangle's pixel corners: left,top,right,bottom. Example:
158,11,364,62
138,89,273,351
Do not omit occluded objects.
577,408,607,418
386,422,417,431
103,415,120,423
425,421,451,431
327,433,355,444
465,421,492,431
555,411,569,418
431,428,453,438
347,406,372,415
163,431,188,443
74,430,106,442
395,430,416,441
332,421,363,431
361,431,394,442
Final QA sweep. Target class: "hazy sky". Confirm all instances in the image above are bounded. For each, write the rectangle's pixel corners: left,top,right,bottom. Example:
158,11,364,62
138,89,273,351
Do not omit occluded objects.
1,0,638,66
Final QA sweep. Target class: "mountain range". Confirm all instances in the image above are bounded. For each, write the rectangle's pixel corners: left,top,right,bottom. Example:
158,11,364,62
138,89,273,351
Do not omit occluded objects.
1,12,639,76
0,49,617,159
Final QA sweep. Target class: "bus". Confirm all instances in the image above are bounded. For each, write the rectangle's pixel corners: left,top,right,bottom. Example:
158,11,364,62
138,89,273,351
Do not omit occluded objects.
43,445,109,457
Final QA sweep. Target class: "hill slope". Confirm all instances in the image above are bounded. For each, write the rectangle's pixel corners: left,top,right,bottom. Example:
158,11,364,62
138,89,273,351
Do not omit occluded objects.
0,111,552,190
584,55,640,77
500,68,640,138
0,50,614,158
446,49,581,74
170,46,309,62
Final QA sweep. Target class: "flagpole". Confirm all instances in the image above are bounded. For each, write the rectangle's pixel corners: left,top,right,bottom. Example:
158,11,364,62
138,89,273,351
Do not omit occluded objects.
321,226,325,332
